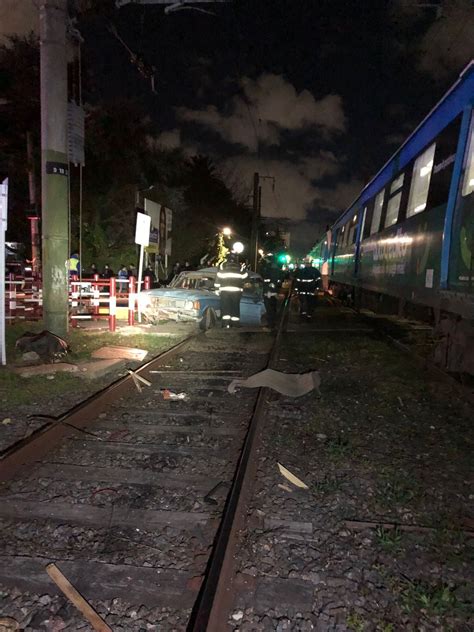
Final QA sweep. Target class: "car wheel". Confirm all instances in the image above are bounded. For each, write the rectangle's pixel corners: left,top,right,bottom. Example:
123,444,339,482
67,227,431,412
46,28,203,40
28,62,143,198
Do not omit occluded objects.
200,307,217,331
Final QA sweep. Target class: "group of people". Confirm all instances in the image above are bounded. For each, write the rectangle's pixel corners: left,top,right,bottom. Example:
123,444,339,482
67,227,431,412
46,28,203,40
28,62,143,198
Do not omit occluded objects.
216,254,321,330
261,257,321,326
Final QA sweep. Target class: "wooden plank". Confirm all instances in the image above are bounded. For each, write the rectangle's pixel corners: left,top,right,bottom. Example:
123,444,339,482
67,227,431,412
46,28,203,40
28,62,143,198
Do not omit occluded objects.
57,440,231,458
0,556,198,608
46,563,112,632
263,518,313,535
31,463,223,491
114,409,238,419
94,422,241,437
0,500,209,529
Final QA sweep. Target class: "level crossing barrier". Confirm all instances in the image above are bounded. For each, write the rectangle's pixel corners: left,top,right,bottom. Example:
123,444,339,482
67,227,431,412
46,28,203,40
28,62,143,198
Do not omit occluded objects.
5,273,42,323
3,273,144,331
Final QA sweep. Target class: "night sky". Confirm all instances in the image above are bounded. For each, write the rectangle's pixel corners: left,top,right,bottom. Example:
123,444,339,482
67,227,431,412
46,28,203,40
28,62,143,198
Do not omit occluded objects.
1,0,474,254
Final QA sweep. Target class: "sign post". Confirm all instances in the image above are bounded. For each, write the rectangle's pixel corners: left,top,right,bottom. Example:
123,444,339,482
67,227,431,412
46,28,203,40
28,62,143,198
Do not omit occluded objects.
0,178,8,365
135,212,151,323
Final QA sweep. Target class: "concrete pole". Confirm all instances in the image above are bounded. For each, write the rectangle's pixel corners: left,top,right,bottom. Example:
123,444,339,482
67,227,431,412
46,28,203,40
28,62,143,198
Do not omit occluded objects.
40,0,69,336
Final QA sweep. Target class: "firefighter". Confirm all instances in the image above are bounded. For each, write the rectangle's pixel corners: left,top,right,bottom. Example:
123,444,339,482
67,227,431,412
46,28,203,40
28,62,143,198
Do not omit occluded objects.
216,253,248,327
294,258,321,317
262,259,281,329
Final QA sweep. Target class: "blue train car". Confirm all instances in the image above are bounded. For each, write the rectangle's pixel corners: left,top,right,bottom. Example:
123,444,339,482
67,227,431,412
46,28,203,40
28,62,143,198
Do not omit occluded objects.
311,60,474,373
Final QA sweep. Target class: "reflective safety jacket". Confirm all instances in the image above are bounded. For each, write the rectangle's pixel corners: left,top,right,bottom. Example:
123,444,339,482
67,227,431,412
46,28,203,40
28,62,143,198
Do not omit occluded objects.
68,255,80,274
216,260,248,292
294,266,321,295
262,265,281,297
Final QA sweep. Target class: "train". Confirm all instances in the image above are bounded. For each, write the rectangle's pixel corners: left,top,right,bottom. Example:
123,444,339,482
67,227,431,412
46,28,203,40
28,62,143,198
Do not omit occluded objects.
309,60,474,374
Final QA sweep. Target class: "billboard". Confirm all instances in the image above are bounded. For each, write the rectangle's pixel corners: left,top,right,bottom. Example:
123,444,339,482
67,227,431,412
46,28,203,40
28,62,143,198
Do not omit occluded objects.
144,199,172,256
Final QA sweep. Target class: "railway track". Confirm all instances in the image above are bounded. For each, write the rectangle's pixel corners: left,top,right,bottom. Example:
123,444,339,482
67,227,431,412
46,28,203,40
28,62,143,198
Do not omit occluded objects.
0,300,290,631
1,297,472,631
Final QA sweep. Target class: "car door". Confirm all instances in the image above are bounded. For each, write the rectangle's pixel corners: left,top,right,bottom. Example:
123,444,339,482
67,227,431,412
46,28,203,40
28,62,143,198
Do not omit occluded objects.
240,277,265,325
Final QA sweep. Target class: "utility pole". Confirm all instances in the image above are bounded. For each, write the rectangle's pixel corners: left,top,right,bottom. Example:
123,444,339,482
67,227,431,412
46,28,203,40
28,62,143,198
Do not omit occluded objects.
40,0,69,336
26,131,41,275
250,172,260,271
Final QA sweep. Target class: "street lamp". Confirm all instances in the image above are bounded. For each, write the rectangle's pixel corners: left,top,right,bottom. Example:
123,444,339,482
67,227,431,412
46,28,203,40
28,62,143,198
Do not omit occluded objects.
232,241,244,254
222,227,232,236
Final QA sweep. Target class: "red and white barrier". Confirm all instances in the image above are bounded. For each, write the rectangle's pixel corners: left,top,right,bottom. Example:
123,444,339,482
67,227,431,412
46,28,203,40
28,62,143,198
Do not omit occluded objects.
4,273,139,330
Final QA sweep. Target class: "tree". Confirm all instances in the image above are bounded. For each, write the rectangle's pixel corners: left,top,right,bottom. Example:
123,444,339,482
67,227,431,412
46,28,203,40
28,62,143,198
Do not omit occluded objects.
0,34,40,245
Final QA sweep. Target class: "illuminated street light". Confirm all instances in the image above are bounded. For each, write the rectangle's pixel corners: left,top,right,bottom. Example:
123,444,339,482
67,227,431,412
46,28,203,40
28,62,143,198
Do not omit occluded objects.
258,248,264,256
222,227,232,236
232,241,244,254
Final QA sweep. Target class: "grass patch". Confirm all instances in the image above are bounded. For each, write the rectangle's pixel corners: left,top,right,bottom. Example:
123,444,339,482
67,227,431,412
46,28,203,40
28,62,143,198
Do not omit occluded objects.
314,474,342,495
0,370,90,407
376,469,417,508
375,526,402,551
398,579,468,616
325,435,350,459
1,323,179,407
346,612,365,631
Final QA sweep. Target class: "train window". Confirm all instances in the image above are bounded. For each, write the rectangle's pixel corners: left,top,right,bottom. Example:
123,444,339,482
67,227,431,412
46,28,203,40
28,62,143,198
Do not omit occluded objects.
370,189,385,234
407,143,436,217
362,203,373,240
384,191,402,227
390,173,404,194
384,173,405,228
343,220,351,245
461,124,474,196
339,225,345,247
348,213,358,244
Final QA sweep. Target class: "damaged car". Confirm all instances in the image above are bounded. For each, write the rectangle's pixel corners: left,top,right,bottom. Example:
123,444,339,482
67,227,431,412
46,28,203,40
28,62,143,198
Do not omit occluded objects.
138,267,266,329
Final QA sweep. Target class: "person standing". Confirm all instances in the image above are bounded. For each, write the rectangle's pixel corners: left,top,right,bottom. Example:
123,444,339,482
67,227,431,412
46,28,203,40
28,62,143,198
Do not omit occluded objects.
102,264,114,279
68,252,80,277
262,259,281,329
294,258,321,317
117,264,128,293
216,253,248,327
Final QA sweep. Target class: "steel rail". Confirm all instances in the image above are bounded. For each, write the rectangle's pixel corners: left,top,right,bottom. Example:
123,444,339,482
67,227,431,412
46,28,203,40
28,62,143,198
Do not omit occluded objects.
0,333,200,482
188,294,291,632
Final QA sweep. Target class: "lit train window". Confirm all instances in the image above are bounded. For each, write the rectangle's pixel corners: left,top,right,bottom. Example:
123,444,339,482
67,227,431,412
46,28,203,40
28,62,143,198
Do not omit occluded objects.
407,143,436,217
370,189,385,234
461,123,474,197
384,173,405,227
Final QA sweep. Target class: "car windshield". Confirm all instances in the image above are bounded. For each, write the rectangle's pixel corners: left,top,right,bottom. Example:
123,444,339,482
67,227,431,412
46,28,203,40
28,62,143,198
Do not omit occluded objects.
169,270,263,297
170,273,216,291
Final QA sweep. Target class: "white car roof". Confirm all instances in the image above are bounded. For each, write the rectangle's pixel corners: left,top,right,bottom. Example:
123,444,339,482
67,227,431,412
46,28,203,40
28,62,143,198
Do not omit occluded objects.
183,267,261,279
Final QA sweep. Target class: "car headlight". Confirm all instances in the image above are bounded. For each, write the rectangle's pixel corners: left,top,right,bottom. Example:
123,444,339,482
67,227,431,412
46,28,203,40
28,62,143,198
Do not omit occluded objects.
185,300,195,310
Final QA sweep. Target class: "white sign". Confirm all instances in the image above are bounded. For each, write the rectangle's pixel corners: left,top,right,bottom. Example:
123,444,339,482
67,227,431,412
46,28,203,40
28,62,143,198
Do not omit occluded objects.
0,178,8,365
135,212,151,246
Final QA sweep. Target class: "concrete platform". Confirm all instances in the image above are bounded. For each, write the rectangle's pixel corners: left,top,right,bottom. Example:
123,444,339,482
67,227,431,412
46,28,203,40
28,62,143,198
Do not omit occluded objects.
77,358,125,379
